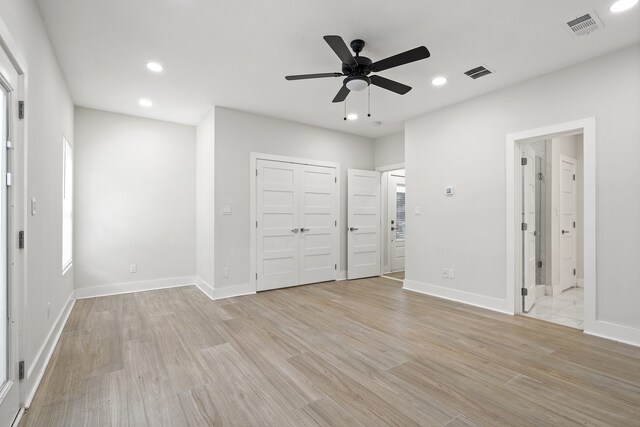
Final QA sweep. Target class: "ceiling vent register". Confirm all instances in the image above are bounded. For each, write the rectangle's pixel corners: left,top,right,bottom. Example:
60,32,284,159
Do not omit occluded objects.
566,12,603,37
464,66,493,80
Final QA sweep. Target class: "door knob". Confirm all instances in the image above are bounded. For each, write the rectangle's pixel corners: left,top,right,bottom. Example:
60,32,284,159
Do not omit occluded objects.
291,228,299,233
391,227,396,231
349,227,358,231
562,230,568,235
300,228,310,233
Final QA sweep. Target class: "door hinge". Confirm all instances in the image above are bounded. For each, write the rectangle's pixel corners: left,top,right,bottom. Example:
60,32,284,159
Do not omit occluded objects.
537,260,542,268
521,157,527,166
18,361,24,380
6,172,12,186
334,264,337,270
521,288,528,296
573,268,576,276
18,101,25,119
573,174,575,181
334,177,337,183
6,140,13,149
256,169,258,176
256,273,258,280
256,221,258,228
521,223,528,231
18,231,24,249
335,220,337,227
573,221,576,228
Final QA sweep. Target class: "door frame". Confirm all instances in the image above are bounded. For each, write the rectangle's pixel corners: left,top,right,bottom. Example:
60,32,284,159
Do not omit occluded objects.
249,153,340,292
0,16,28,424
506,118,595,331
376,163,405,276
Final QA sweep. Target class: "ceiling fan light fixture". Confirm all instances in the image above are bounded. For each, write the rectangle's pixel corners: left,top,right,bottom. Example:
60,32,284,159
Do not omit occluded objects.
346,113,358,121
345,76,369,92
610,0,638,12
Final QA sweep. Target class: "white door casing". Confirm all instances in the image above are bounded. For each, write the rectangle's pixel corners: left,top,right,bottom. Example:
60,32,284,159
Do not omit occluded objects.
0,41,20,426
559,155,577,291
256,160,300,291
299,164,337,285
347,169,380,279
522,146,536,312
389,174,405,272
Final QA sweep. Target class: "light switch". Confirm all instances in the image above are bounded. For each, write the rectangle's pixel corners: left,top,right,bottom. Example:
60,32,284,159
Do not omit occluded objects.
414,207,423,215
31,197,37,215
223,206,232,215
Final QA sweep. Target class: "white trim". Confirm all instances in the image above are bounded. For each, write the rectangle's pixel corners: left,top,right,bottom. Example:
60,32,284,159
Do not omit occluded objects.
212,283,255,300
586,321,640,348
375,162,405,172
75,276,195,299
194,276,215,299
24,291,75,408
506,118,597,331
249,152,341,293
10,408,24,427
336,270,347,281
403,279,511,314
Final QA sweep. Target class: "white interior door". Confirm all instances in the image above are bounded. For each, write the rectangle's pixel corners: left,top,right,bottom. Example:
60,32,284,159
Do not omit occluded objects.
256,160,300,291
389,174,405,272
522,146,536,312
0,46,20,426
347,169,380,279
299,164,337,285
559,155,577,291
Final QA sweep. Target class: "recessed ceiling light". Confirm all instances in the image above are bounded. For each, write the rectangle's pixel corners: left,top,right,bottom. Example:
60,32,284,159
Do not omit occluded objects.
432,76,447,86
610,0,638,12
346,113,358,121
146,62,164,72
139,98,153,107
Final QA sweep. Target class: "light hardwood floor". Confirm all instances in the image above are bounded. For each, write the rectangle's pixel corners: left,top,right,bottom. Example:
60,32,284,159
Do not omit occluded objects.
20,278,640,426
383,271,405,280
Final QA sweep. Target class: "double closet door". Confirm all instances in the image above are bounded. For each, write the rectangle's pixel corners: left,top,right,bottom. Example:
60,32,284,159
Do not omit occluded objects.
256,159,338,291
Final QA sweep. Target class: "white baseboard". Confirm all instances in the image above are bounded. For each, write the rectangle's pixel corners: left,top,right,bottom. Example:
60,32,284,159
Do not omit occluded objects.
24,291,75,408
75,276,196,299
336,271,347,281
403,279,511,314
585,320,640,348
212,283,255,300
577,278,584,288
194,276,215,299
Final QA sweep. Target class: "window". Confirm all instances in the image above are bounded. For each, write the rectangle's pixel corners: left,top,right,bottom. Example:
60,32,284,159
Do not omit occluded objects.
62,137,73,272
396,184,406,240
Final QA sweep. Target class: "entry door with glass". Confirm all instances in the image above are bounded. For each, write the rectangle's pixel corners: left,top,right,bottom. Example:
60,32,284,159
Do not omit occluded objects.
388,174,405,272
0,45,20,426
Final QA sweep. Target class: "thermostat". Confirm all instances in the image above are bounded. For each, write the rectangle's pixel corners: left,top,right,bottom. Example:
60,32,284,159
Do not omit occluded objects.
445,186,454,196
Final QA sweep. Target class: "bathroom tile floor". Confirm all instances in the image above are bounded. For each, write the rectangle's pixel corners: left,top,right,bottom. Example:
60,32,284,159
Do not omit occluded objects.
523,287,584,329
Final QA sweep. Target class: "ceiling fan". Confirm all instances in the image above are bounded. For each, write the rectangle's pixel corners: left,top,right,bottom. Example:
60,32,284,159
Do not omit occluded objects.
285,35,430,103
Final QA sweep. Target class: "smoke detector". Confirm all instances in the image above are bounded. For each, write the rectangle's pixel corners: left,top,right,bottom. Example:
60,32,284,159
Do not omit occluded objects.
566,12,604,37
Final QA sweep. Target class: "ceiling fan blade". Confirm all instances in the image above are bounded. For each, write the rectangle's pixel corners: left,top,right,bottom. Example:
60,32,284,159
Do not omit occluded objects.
370,75,412,95
285,72,342,81
323,35,357,66
332,85,350,103
370,46,430,72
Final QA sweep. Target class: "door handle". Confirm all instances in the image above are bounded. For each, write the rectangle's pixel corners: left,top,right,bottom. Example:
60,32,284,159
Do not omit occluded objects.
562,230,569,235
349,227,358,232
291,228,299,233
391,227,396,231
300,228,310,233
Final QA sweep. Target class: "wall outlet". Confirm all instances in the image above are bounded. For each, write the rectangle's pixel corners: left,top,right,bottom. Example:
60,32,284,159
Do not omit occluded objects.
223,206,232,215
414,207,423,215
223,267,230,278
449,269,455,279
130,264,137,273
442,268,449,279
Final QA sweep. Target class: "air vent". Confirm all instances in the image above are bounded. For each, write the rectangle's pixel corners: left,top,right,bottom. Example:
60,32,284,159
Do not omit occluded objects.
566,12,603,37
464,66,493,80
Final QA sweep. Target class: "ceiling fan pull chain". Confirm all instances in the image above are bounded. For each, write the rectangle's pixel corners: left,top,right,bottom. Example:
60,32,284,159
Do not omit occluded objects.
368,85,371,117
343,98,347,121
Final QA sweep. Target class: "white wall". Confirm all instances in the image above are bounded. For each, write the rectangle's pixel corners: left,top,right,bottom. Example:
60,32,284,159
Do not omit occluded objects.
0,0,75,400
214,107,374,289
74,107,196,293
405,44,640,336
374,131,404,168
196,108,215,290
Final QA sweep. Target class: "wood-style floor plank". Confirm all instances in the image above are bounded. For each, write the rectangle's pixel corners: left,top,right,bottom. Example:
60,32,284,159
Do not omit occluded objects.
20,278,640,426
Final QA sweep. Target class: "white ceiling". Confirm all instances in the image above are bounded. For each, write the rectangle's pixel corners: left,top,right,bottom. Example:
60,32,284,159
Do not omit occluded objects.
36,0,640,138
